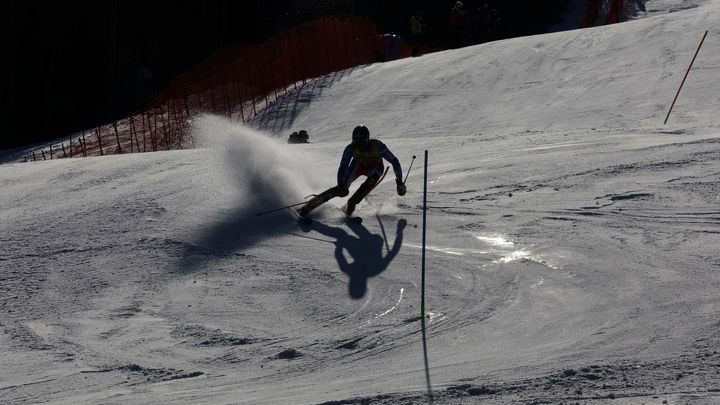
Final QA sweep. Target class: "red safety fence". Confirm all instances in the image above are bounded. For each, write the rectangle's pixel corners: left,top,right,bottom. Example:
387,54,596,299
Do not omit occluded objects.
580,0,627,28
24,15,413,162
24,3,628,163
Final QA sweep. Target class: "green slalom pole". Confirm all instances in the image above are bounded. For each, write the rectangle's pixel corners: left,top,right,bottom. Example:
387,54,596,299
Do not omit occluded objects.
421,150,428,318
420,149,432,398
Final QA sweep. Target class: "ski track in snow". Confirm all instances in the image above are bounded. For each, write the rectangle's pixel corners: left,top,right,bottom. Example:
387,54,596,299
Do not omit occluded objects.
3,1,720,404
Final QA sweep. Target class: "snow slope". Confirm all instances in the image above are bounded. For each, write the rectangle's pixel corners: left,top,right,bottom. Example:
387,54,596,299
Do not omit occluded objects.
2,1,720,404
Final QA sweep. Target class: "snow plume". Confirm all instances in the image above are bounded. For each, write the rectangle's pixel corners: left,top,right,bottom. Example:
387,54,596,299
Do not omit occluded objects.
181,114,316,262
192,114,316,211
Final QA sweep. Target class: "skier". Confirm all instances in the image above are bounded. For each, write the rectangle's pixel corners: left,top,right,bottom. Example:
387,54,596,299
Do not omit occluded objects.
298,125,406,219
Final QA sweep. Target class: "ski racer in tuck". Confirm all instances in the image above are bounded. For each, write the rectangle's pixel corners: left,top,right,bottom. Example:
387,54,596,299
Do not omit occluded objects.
298,125,407,218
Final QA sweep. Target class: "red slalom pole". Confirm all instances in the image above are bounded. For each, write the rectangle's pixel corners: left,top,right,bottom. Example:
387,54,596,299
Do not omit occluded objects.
664,30,708,125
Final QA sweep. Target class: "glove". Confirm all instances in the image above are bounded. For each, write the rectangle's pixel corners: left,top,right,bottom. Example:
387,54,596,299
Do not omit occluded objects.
336,185,350,197
396,179,407,196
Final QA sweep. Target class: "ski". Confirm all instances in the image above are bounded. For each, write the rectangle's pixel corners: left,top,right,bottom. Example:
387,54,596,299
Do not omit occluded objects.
297,213,361,225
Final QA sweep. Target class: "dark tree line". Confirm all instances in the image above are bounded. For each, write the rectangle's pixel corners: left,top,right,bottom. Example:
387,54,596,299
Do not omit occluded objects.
1,0,572,150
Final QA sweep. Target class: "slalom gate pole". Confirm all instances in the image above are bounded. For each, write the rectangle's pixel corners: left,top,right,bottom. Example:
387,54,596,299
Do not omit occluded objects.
403,155,417,183
420,149,432,398
664,30,708,125
255,200,309,216
421,150,428,317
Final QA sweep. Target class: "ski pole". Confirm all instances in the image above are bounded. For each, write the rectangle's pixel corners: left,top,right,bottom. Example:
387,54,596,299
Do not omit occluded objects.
403,155,417,183
256,200,309,216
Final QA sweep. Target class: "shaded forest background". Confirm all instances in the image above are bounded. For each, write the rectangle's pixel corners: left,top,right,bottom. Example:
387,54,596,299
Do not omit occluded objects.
0,0,573,150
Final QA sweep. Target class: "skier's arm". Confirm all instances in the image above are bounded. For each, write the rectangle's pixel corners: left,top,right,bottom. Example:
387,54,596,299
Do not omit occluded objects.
379,144,403,182
337,145,354,186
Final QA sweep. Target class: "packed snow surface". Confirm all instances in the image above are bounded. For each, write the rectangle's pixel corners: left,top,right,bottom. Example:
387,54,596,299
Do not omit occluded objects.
2,1,720,404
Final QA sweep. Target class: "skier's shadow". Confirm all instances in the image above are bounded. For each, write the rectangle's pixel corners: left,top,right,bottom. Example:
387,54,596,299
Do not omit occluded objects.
303,217,407,299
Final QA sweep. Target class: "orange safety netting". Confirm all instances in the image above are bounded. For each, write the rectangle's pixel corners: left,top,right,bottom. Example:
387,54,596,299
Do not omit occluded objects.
26,15,399,161
580,0,627,28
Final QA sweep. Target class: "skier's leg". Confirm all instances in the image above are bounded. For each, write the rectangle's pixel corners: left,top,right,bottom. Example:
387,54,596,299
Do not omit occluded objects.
298,185,346,217
345,174,380,216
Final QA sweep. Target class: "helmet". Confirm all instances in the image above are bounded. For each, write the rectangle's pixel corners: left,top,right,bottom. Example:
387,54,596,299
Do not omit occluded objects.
352,125,370,144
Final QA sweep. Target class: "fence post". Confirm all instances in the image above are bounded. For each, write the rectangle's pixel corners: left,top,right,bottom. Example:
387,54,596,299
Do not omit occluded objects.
129,116,135,153
96,127,104,156
195,85,203,111
133,116,141,152
277,43,288,96
288,36,298,90
269,46,279,102
605,0,625,24
32,151,36,161
171,98,182,131
261,50,270,109
227,75,234,118
297,32,307,85
152,112,159,151
331,18,344,69
141,113,147,151
49,144,54,159
159,107,169,149
233,60,246,122
147,112,156,151
81,131,87,157
222,72,232,117
61,143,67,158
331,18,343,70
167,103,176,147
113,121,123,153
210,74,217,113
182,81,191,116
41,150,46,160
243,58,257,116
316,21,326,76
580,0,601,27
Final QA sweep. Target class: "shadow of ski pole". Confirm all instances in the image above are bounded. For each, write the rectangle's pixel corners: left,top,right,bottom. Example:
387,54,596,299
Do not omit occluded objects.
421,315,433,402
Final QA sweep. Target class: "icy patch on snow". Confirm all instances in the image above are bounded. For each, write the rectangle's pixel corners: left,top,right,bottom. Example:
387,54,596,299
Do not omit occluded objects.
367,288,405,325
475,233,527,264
378,288,404,318
403,243,469,255
407,233,560,270
474,233,561,270
475,234,515,248
426,311,447,323
495,249,531,264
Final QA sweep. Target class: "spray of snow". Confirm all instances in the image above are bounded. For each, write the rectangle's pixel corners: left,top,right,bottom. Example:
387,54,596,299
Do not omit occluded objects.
192,114,318,212
375,198,400,215
176,114,324,261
